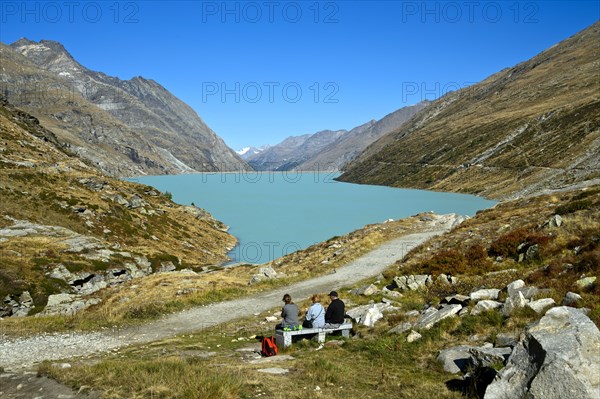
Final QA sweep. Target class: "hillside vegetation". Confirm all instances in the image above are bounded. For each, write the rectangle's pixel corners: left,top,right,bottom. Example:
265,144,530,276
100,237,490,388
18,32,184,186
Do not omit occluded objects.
339,22,600,200
0,97,236,317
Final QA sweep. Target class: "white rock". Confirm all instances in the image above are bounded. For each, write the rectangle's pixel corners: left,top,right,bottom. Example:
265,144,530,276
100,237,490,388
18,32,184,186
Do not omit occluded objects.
527,298,556,314
406,330,422,343
470,289,501,301
471,300,503,316
506,280,526,297
503,292,527,316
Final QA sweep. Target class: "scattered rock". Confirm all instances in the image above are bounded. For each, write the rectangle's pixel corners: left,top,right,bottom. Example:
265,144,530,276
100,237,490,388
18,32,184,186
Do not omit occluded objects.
415,304,462,330
470,289,501,302
575,276,597,290
544,214,563,228
495,333,518,348
515,286,540,299
525,244,539,261
506,280,525,297
484,307,600,399
526,298,556,314
471,300,502,316
438,345,512,375
406,330,422,342
357,284,379,296
158,261,177,273
381,287,403,298
346,303,394,327
468,347,511,369
436,273,458,285
438,345,475,374
249,266,281,285
441,294,470,307
562,291,583,306
257,368,289,375
38,294,101,316
249,355,295,364
388,322,412,335
393,274,432,291
502,292,527,317
127,195,144,209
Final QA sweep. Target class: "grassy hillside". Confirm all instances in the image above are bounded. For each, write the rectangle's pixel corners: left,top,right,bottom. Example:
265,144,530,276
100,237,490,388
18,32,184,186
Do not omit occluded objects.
0,97,236,315
339,22,600,200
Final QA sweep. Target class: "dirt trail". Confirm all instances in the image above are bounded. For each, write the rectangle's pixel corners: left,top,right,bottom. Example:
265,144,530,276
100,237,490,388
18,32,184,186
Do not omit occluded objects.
0,216,456,371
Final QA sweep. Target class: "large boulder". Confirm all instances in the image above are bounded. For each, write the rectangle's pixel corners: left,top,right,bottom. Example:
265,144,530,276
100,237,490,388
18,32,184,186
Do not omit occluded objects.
484,307,600,399
437,345,511,374
39,294,101,316
346,303,395,327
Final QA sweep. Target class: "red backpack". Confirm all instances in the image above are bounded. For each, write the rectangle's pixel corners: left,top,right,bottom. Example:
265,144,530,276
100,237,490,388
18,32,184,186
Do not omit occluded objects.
260,336,278,357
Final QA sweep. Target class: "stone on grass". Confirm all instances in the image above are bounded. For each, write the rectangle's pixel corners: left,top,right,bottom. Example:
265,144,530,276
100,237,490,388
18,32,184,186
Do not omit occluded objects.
502,292,527,317
352,284,379,296
506,280,525,297
526,298,556,314
470,289,500,302
257,368,289,375
406,330,422,343
575,276,597,290
441,294,470,307
393,275,432,291
471,300,503,316
414,304,462,330
346,303,393,327
563,292,583,306
388,322,412,334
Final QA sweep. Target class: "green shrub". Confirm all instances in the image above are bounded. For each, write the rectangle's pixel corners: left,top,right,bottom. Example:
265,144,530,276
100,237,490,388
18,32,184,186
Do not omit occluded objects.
420,248,467,275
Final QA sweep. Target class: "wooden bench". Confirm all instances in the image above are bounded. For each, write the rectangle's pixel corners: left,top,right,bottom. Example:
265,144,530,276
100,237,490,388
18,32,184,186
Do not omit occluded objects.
275,323,353,349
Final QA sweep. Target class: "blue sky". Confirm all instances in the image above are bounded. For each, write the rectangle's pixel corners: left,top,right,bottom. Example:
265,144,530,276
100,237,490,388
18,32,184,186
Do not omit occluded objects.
1,1,598,151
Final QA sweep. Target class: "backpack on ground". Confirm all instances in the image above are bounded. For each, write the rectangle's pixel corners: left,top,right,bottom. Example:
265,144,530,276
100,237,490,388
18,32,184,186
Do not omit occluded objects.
260,336,278,357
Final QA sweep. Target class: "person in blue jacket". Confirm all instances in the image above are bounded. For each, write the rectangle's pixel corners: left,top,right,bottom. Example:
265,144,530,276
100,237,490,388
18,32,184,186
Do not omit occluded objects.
304,294,325,328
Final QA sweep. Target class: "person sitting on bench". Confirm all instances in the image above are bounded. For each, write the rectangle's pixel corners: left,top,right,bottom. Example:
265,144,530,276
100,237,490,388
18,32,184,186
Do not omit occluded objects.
303,294,325,328
323,291,345,328
276,293,300,330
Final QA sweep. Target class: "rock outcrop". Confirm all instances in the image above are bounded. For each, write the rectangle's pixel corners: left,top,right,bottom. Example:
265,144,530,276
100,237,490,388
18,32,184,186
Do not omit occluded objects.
484,307,600,399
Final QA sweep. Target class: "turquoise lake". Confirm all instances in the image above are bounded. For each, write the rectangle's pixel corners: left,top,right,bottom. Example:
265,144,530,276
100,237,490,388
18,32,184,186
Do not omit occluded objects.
130,172,496,264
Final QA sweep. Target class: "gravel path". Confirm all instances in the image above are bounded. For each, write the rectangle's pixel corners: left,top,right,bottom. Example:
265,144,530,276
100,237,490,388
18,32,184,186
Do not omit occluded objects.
0,216,456,370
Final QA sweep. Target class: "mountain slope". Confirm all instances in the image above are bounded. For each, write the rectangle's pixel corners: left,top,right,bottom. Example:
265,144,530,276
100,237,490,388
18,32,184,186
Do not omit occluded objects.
339,22,600,199
1,39,248,176
247,101,428,172
247,130,345,171
0,95,236,315
298,101,430,171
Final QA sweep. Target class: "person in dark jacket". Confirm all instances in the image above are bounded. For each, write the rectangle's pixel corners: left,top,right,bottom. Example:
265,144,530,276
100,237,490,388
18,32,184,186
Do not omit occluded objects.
324,290,345,328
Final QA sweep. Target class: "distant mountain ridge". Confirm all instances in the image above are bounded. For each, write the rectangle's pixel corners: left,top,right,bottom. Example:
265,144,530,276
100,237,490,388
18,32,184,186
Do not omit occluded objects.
246,101,429,171
339,22,600,199
237,145,271,160
0,38,248,176
247,130,346,171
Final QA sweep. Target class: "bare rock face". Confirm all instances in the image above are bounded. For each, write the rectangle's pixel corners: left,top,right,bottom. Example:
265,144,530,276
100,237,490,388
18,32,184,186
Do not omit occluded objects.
1,39,249,176
484,306,600,399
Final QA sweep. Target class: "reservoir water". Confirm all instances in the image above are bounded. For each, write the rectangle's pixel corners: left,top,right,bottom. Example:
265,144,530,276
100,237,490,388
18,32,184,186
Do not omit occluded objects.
130,172,496,264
